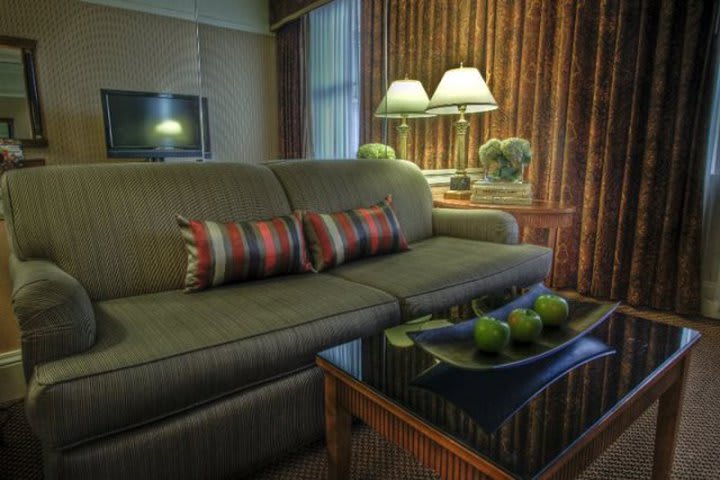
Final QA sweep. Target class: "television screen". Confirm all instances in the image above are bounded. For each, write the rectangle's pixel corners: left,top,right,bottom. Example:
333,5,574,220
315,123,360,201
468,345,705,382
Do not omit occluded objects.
101,89,210,159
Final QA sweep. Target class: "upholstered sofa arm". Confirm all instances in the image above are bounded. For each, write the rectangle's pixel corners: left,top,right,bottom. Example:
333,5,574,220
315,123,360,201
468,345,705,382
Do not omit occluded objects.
9,255,96,380
432,208,519,245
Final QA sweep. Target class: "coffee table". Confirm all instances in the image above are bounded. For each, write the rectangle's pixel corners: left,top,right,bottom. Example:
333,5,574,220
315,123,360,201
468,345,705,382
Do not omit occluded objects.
316,311,699,479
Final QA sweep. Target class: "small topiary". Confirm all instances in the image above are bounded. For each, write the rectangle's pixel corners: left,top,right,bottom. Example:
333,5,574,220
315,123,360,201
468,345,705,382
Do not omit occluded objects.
356,143,397,160
479,137,531,183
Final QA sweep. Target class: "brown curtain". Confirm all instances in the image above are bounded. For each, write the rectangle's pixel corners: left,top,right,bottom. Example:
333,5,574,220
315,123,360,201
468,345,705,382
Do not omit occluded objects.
361,0,715,313
277,19,309,159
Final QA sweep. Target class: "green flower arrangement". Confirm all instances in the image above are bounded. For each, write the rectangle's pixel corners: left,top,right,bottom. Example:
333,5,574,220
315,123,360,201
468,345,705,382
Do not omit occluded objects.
478,137,531,183
356,143,396,160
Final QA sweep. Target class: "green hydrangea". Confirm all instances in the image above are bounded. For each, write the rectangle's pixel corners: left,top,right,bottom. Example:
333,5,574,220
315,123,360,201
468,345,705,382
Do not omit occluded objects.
501,137,532,165
479,137,531,182
356,143,396,160
478,138,503,164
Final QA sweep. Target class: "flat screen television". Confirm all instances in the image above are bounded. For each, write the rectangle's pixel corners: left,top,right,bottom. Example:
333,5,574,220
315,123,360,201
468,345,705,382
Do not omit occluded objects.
101,89,211,160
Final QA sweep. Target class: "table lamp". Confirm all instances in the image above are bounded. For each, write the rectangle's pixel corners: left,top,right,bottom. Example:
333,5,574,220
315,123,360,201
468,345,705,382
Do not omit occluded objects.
427,64,498,199
375,78,435,160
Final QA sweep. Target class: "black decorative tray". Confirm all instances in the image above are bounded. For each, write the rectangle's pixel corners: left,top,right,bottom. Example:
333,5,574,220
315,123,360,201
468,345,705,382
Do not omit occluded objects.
408,284,618,371
411,336,616,433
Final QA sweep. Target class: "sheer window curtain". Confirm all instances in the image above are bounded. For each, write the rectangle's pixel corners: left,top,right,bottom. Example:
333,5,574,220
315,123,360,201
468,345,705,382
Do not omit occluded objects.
702,12,720,320
308,0,361,158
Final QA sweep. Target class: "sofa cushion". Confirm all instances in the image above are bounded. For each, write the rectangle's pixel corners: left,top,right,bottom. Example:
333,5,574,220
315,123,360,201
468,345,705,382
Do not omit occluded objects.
177,213,312,291
302,196,409,271
26,274,399,448
268,159,433,243
326,236,553,318
1,163,292,300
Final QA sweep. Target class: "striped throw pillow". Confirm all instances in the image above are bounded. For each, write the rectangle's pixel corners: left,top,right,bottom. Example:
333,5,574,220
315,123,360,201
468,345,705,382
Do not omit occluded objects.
177,213,312,292
301,196,409,272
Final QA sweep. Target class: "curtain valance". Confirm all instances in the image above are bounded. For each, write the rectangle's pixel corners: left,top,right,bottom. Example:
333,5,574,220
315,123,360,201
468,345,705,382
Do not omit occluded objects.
270,0,333,31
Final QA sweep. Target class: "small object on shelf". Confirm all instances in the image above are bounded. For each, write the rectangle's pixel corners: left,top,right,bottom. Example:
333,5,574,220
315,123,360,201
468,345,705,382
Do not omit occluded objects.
0,138,24,174
471,181,533,205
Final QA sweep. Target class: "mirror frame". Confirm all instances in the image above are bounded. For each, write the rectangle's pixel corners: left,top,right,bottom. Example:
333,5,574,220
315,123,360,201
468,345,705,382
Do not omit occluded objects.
0,36,47,147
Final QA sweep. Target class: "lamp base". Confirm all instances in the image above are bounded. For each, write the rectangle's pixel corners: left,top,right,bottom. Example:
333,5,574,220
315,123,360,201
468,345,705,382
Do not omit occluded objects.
449,174,471,191
444,189,472,200
444,174,472,200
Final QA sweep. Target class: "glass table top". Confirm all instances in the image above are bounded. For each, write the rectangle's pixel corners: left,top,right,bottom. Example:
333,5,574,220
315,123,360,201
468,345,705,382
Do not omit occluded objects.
317,311,699,479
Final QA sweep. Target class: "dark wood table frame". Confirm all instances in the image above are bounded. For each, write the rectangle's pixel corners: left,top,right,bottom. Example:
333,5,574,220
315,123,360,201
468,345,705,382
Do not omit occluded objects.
317,344,694,480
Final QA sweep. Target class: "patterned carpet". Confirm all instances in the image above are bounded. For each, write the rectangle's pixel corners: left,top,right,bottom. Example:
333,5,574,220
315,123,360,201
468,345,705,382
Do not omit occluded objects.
1,304,718,480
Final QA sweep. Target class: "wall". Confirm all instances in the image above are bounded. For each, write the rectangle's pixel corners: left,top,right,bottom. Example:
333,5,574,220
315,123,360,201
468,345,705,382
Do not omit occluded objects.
84,0,271,35
0,0,278,165
0,98,32,138
197,0,270,34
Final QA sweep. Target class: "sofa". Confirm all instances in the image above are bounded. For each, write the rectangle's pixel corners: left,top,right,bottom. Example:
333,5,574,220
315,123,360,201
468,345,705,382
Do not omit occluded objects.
1,159,552,479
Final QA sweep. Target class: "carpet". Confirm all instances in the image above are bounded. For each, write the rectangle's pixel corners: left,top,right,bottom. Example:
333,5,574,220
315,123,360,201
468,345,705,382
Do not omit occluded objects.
1,305,718,480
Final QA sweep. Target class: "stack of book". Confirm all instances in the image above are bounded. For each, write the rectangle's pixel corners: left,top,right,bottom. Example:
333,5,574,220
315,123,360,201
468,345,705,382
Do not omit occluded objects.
0,139,24,173
471,181,533,205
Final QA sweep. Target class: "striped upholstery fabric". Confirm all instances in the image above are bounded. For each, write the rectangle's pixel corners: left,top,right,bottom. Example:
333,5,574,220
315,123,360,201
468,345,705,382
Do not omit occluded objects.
1,163,293,300
327,236,553,319
47,367,325,480
302,196,409,271
432,208,519,245
9,256,96,380
177,213,312,291
268,159,434,243
27,274,399,448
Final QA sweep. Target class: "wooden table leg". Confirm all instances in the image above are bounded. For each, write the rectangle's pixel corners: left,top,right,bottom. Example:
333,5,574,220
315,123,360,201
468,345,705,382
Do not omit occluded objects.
651,355,691,480
546,227,558,286
325,374,352,480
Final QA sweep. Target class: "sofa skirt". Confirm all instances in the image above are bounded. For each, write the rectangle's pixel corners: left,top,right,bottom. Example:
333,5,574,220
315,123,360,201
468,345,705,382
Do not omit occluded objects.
43,366,324,480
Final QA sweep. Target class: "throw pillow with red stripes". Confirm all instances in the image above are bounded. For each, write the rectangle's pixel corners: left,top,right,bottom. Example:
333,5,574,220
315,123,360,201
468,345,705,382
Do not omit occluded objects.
177,213,312,292
301,196,409,272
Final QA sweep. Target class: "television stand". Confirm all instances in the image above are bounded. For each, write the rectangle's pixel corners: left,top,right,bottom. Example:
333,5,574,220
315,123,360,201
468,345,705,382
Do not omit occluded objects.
145,157,165,163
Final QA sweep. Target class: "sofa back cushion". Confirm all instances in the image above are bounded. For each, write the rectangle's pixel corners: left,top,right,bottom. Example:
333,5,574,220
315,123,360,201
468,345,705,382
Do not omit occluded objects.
1,163,292,300
268,159,433,243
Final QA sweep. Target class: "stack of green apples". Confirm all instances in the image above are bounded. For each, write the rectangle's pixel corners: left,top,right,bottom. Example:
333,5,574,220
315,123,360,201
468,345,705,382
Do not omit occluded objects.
473,294,569,353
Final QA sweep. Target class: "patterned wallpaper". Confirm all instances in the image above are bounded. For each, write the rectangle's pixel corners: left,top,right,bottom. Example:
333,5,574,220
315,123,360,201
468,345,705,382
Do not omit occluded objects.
0,0,278,164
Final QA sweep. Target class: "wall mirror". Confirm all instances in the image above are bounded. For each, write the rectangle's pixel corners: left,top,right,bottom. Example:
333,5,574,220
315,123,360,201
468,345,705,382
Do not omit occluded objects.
0,36,47,147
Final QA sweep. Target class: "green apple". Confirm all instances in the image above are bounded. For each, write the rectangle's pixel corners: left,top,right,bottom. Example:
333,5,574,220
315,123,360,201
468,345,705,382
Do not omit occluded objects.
473,316,511,353
534,294,570,327
507,308,543,342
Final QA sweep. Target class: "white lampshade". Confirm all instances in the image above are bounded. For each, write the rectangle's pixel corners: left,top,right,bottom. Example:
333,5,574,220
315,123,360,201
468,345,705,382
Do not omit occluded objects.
426,66,498,115
375,79,435,118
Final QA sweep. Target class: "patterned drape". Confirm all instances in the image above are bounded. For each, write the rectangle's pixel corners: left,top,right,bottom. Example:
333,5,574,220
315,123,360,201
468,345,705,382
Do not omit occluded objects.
277,19,309,159
360,0,715,313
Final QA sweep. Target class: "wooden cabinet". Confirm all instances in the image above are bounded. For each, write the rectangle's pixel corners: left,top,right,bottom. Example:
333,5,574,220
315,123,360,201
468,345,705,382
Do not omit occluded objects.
0,219,20,353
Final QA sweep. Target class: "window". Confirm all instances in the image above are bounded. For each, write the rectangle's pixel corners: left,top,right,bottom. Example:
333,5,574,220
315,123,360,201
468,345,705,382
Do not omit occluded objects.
308,0,361,158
